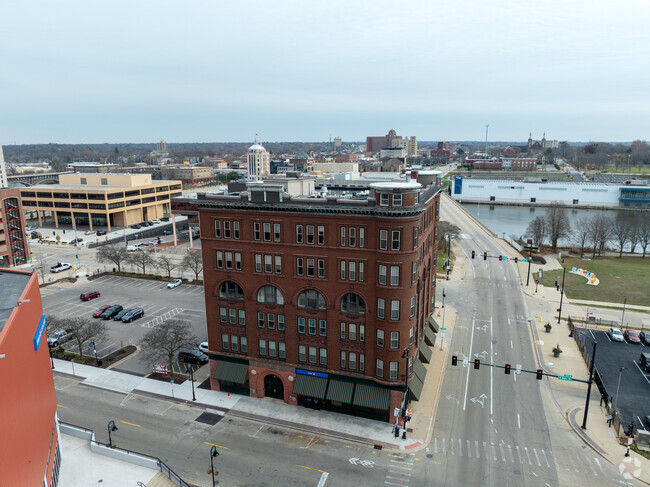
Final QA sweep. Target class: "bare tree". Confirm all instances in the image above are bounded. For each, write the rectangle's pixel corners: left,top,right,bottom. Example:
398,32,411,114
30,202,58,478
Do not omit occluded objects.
628,218,640,254
545,202,572,252
181,249,203,281
127,250,156,275
525,216,547,249
139,319,197,380
611,215,632,258
572,217,592,259
638,215,650,258
96,244,129,272
156,254,178,278
64,316,107,357
437,221,461,253
590,215,613,257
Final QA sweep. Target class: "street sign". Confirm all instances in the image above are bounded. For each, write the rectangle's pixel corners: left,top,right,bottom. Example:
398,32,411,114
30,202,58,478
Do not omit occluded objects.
557,374,573,381
440,327,447,330
515,364,522,375
463,358,469,367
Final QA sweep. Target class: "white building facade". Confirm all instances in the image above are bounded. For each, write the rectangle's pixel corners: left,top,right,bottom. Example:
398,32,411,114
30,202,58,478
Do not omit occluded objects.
247,141,270,179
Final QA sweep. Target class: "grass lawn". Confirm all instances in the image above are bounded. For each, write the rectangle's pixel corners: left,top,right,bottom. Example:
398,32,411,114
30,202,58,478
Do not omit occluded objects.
600,165,650,175
540,257,650,307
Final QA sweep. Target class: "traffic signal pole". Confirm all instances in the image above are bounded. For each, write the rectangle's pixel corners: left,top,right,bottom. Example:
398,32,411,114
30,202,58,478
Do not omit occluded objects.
581,341,597,429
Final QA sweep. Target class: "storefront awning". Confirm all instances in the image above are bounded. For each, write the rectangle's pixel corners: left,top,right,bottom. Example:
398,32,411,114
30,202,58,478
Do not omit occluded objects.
212,360,249,384
424,327,437,346
352,383,390,411
293,374,328,399
428,315,440,333
414,359,427,383
408,374,424,401
418,341,432,364
325,378,354,404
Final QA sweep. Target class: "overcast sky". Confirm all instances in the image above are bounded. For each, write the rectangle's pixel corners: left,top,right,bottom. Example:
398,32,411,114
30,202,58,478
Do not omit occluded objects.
1,0,649,144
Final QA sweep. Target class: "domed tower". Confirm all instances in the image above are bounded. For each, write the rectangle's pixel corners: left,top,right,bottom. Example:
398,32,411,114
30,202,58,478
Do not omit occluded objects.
247,139,270,180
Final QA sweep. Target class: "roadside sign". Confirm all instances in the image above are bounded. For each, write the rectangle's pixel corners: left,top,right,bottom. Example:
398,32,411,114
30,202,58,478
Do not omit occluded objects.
463,358,469,367
440,327,447,330
515,364,522,375
558,374,573,381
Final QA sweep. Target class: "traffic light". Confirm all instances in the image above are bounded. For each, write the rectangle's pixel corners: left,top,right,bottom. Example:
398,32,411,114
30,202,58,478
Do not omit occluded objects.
499,255,503,261
472,251,475,259
474,359,480,369
536,369,543,380
451,355,458,366
514,257,518,263
504,364,511,375
483,252,487,261
627,423,634,437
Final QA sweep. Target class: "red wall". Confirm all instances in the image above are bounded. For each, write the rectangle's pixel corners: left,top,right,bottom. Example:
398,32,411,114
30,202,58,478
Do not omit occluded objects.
0,271,59,486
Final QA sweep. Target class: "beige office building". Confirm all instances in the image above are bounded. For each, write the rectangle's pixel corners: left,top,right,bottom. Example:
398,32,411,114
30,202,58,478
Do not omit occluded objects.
20,174,182,231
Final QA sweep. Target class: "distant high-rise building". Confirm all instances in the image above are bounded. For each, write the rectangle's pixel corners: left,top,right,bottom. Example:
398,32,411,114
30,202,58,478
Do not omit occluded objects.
366,129,401,154
407,136,418,157
0,144,8,189
333,137,342,151
247,140,270,179
157,139,169,151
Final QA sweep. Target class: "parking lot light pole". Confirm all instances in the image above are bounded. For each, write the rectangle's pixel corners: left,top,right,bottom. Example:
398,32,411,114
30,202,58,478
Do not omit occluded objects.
107,420,118,448
581,341,597,429
186,363,197,401
621,297,627,328
401,348,409,439
557,259,566,325
613,367,627,413
210,446,219,487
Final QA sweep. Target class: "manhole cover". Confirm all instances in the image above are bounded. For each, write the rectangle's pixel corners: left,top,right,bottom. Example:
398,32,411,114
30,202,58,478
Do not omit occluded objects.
426,454,433,459
195,412,222,425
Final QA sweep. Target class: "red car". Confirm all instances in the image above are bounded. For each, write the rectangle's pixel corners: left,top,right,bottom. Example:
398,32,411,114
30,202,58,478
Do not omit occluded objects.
624,330,641,344
80,290,101,301
92,305,111,318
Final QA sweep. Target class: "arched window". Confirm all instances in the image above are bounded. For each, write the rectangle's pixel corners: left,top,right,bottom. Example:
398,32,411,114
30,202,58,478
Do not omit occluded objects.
257,285,284,305
340,293,365,314
297,289,327,310
219,281,244,301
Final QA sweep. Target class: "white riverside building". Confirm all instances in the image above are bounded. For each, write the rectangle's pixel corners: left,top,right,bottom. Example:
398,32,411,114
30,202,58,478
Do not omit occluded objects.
451,175,650,209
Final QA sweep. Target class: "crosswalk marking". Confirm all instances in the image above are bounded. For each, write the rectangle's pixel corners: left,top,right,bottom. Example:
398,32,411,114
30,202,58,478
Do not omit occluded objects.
541,449,550,468
507,445,514,463
533,448,541,467
515,445,522,464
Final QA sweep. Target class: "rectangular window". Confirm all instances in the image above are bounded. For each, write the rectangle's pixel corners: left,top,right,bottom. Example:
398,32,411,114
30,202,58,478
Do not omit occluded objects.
340,351,347,369
258,312,265,328
340,322,346,339
219,308,227,323
348,323,356,341
215,220,222,238
359,324,365,342
359,353,365,372
263,222,271,241
349,352,357,370
340,226,346,247
391,230,401,251
390,331,399,349
255,254,262,273
409,327,414,346
298,317,306,334
259,339,267,356
308,318,316,335
414,193,419,204
101,178,108,185
408,357,413,375
377,298,385,319
340,261,346,280
225,251,233,270
223,220,231,238
309,346,317,364
273,223,281,242
390,266,400,286
296,257,304,276
306,225,314,244
376,359,384,377
307,258,315,278
231,335,238,352
376,329,385,348
317,225,325,245
319,348,327,365
390,300,400,321
278,314,285,331
222,334,228,350
412,261,417,283
349,261,356,281
359,228,365,248
216,251,223,269
349,227,356,247
264,254,272,273
296,224,304,244
233,221,240,239
319,319,327,336
317,259,325,278
413,227,419,249
358,262,365,282
380,194,389,206
279,342,286,359
389,361,399,379
299,345,306,362
235,252,242,271
393,194,402,206
241,337,247,353
275,255,282,274
229,308,236,324
379,229,388,250
378,265,387,285
254,222,261,240
267,313,275,330
238,309,246,325
410,297,416,317
269,341,277,358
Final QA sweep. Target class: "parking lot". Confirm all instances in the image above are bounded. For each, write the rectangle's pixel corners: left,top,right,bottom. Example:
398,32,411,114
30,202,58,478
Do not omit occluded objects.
577,328,650,431
42,275,207,376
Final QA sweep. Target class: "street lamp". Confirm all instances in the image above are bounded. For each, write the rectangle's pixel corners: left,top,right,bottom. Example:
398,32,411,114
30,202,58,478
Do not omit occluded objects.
557,259,566,325
614,367,627,414
210,446,219,487
621,296,628,328
107,420,118,448
401,347,409,440
49,347,55,369
185,362,197,401
441,290,446,351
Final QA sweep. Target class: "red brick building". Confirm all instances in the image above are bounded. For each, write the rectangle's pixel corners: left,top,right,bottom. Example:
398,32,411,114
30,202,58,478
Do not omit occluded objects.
366,129,401,154
183,172,442,422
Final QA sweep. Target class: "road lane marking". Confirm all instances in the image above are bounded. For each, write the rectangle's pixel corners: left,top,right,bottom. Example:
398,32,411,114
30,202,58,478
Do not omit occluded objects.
533,448,541,467
467,439,471,458
475,441,480,459
120,420,141,427
500,445,506,462
517,413,520,428
483,441,487,459
249,425,264,438
593,457,605,474
524,447,532,465
632,360,650,385
442,438,446,455
490,316,493,416
516,446,522,464
297,465,327,473
462,319,476,411
57,404,67,408
458,438,463,456
491,444,496,460
507,445,514,463
583,456,598,476
434,438,438,453
541,449,550,468
204,442,229,450
317,472,329,486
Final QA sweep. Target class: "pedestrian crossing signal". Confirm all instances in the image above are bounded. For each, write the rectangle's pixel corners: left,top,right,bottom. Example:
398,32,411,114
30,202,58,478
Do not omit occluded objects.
474,359,480,369
472,251,475,259
483,252,487,261
451,355,458,366
505,364,511,374
536,369,543,380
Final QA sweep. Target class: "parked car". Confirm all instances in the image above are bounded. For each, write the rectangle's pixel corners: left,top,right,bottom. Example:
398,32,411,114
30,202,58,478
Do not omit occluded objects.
26,225,38,231
30,231,41,239
142,221,153,227
121,308,144,323
96,230,107,236
608,327,625,342
113,308,131,321
198,341,209,354
47,330,72,348
178,348,208,365
84,230,96,235
640,331,650,346
151,219,162,224
130,224,142,229
80,290,100,301
640,353,650,372
161,217,170,222
69,237,83,244
50,262,72,273
624,330,641,344
92,305,112,318
100,305,123,320
167,279,182,289
644,415,650,430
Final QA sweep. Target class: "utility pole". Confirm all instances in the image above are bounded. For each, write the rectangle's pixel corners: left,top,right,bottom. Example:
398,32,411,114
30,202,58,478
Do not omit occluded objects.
621,296,627,328
557,259,566,325
581,341,597,429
